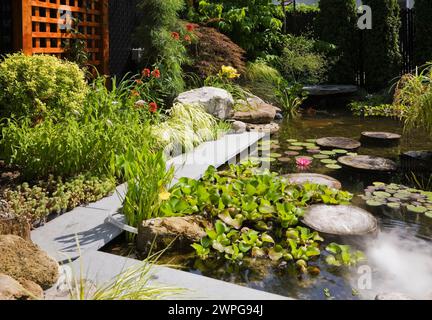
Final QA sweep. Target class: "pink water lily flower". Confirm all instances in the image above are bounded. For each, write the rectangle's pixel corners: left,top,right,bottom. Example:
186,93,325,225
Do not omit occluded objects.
296,157,312,169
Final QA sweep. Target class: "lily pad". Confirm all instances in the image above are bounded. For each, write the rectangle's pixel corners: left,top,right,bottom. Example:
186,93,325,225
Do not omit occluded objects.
288,146,304,151
320,150,336,156
278,157,292,163
373,191,392,198
406,205,428,214
366,199,385,207
320,159,337,164
425,211,432,219
325,164,342,170
387,202,401,209
286,139,298,143
285,151,300,156
332,149,348,154
270,153,282,158
313,154,330,159
307,149,321,154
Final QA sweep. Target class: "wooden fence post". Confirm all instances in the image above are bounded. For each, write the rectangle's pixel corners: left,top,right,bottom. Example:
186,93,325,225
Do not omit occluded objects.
101,0,110,75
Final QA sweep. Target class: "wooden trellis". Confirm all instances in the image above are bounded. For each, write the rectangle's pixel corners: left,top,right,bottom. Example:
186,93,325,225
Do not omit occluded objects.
13,0,109,74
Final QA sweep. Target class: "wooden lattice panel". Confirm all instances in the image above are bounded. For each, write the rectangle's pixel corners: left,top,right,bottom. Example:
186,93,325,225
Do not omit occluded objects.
14,0,109,73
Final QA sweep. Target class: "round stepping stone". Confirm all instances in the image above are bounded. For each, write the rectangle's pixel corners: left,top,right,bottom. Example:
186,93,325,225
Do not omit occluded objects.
338,155,397,172
361,131,401,146
303,205,378,236
316,137,361,150
282,173,342,189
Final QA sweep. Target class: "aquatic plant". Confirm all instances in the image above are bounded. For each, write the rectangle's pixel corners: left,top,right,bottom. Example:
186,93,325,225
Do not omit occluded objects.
161,162,355,273
325,243,366,267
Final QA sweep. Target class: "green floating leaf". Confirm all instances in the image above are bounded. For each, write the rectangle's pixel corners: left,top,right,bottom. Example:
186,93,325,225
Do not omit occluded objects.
406,205,428,214
288,146,304,151
320,150,336,156
425,211,432,219
320,159,337,164
313,154,329,159
325,164,342,170
373,191,392,198
286,139,298,143
386,202,401,209
366,199,384,207
332,149,348,154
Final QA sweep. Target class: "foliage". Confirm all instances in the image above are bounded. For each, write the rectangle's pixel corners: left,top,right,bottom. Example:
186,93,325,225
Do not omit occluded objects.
204,66,248,100
279,35,327,84
275,84,308,119
362,0,402,90
1,175,116,223
185,23,246,78
160,162,355,272
325,243,366,267
114,147,174,237
134,0,189,99
0,53,88,122
349,101,407,118
187,0,284,58
0,76,155,179
414,0,432,67
316,0,358,84
394,65,432,134
152,103,227,155
61,17,90,70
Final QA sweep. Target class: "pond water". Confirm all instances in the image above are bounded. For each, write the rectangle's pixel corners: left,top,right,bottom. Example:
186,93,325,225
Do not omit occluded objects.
103,111,432,300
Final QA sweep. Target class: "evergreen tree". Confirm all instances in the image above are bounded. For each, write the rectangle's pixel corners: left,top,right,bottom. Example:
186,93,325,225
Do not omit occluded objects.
363,0,402,90
316,0,358,84
414,0,432,66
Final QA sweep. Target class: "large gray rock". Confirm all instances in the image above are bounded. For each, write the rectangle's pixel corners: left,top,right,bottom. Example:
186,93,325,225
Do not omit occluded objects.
231,121,247,134
137,216,211,254
338,155,397,172
303,205,378,236
0,235,59,289
0,273,43,300
233,96,279,124
175,87,234,119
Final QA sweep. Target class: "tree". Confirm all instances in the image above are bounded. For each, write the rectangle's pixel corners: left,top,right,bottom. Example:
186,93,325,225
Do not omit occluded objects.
316,0,358,84
414,0,432,67
363,0,402,90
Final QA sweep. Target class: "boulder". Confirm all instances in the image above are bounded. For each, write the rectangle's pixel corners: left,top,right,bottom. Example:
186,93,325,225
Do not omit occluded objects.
282,173,342,190
303,205,378,236
0,211,31,241
231,121,247,134
232,96,278,124
137,216,211,254
360,131,401,146
0,274,43,300
175,87,234,119
0,235,59,289
375,292,414,300
247,122,280,134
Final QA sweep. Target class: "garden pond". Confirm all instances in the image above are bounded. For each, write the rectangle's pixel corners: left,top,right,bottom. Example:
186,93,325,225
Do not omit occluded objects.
104,111,432,300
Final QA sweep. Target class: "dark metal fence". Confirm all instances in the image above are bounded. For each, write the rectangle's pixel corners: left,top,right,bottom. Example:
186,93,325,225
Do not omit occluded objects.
400,8,415,75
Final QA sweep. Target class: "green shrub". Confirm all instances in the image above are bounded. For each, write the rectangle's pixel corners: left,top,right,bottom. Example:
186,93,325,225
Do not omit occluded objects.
316,0,358,84
363,0,402,90
414,0,432,66
279,35,327,85
134,0,188,99
0,53,88,121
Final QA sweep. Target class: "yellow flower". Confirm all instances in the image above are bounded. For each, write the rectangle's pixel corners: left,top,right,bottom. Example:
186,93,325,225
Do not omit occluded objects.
219,65,240,79
159,190,171,201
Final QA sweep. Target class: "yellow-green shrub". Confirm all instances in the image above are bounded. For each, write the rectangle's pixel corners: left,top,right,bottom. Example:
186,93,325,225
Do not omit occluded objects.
0,53,88,121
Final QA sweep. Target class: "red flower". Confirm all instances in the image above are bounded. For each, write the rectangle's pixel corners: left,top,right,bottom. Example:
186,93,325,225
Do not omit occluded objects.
151,69,161,78
149,102,158,113
142,68,151,77
171,32,180,40
135,79,143,85
186,23,195,32
184,35,191,43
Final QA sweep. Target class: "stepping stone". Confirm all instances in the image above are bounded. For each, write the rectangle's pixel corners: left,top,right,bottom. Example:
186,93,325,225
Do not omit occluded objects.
303,205,378,236
361,131,401,146
338,155,397,172
316,137,361,150
282,173,342,189
400,150,432,171
375,293,414,300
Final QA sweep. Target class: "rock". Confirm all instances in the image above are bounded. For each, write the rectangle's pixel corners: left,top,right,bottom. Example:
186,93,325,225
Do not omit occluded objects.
0,235,59,289
137,216,211,254
274,112,283,120
175,87,234,119
360,131,401,146
375,292,414,300
0,274,43,300
316,137,361,150
338,155,397,172
303,205,378,236
282,173,342,189
0,214,31,241
231,121,247,134
233,96,278,124
247,122,280,134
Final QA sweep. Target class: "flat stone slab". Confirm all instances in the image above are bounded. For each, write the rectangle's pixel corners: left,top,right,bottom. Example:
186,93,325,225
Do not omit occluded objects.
361,131,401,145
282,173,342,189
303,85,358,96
375,292,414,300
48,251,289,300
401,150,432,169
303,205,378,236
338,155,397,172
316,137,361,150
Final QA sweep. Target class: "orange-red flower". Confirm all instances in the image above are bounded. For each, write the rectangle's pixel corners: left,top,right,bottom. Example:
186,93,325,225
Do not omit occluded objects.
135,79,143,85
142,68,151,77
184,35,191,43
149,102,158,113
171,32,180,40
186,23,195,32
151,69,161,78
